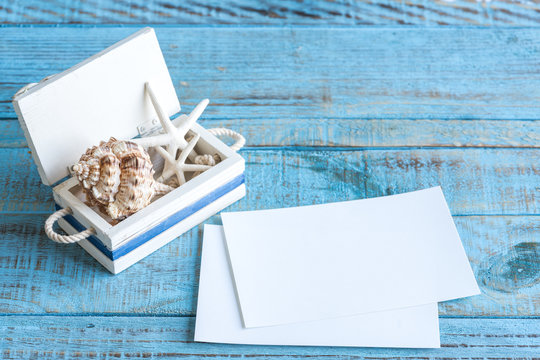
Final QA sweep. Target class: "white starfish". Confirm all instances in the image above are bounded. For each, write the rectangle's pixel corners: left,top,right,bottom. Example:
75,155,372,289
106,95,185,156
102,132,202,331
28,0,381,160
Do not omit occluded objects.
154,134,211,185
132,82,209,178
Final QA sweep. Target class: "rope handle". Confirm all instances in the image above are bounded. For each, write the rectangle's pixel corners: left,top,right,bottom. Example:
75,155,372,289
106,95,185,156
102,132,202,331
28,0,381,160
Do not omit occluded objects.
44,128,243,245
208,128,245,151
44,208,96,244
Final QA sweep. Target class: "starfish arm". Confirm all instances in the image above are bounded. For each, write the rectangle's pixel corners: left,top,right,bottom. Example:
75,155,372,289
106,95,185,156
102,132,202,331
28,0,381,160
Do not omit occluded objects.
137,85,209,183
154,145,177,164
172,114,198,159
181,164,212,172
158,168,176,182
175,169,186,186
157,164,175,181
131,133,173,148
177,134,200,164
161,141,182,179
171,114,188,127
176,99,209,137
146,82,180,139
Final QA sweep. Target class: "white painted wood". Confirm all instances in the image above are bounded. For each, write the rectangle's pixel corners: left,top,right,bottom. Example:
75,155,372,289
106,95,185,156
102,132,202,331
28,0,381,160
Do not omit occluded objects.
103,123,245,247
107,160,244,247
52,177,113,242
111,184,246,274
51,124,245,249
58,184,246,274
189,123,239,160
58,226,115,273
12,27,180,186
11,25,247,273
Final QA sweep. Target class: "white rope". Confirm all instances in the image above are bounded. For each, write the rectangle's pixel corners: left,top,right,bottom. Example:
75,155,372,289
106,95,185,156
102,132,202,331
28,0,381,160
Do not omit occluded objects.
208,128,245,152
44,208,96,244
44,127,243,245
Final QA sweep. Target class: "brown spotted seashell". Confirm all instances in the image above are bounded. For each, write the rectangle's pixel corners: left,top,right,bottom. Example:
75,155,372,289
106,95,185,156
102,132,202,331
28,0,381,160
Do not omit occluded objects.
72,137,172,220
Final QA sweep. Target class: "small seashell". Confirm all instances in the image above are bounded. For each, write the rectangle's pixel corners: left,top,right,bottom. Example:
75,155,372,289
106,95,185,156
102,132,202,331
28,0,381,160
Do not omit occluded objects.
72,137,173,220
192,153,221,178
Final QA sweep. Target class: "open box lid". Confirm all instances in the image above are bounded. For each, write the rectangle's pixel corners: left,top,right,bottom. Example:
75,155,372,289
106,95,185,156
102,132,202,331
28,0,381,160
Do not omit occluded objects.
12,27,180,186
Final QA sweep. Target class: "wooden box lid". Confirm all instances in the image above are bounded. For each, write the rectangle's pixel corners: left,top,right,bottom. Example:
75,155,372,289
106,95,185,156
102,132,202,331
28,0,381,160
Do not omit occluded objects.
12,27,180,186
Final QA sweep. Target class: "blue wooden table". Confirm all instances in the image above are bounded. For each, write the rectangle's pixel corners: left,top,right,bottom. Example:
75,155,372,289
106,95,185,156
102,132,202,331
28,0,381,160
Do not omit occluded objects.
0,1,539,358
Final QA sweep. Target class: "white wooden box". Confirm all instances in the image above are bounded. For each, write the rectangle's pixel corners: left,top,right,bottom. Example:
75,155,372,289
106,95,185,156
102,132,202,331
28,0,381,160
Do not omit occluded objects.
12,27,246,274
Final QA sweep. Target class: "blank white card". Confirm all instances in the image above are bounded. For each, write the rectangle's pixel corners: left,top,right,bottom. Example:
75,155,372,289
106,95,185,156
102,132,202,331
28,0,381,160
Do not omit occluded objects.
222,187,480,328
195,225,441,348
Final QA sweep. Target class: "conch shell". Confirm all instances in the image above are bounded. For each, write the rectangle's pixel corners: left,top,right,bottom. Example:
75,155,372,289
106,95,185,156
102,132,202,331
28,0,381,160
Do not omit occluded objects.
72,137,173,220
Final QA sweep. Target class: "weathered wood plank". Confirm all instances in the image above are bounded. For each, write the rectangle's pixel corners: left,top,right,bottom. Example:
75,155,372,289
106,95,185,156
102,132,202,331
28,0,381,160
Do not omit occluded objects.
1,148,537,215
2,118,539,149
0,0,539,26
0,120,25,147
0,316,538,359
0,214,538,315
2,27,540,120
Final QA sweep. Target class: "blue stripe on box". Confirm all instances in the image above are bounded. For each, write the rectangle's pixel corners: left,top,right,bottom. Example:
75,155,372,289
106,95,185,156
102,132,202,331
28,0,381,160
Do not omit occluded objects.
56,173,245,261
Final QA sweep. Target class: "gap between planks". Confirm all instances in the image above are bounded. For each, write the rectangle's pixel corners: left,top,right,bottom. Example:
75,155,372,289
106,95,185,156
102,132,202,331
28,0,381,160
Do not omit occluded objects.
2,25,540,29
1,317,538,358
1,214,538,316
1,147,538,215
2,27,540,121
1,118,539,149
0,0,539,26
0,313,538,319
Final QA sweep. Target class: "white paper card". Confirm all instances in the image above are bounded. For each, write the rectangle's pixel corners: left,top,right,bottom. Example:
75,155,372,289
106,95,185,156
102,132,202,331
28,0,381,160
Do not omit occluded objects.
195,225,441,348
222,187,480,328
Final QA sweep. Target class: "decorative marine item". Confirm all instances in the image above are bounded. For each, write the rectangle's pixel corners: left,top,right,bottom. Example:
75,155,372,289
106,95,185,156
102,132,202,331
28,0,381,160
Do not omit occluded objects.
13,27,247,273
132,83,215,185
133,82,245,186
69,82,246,222
72,137,173,220
154,133,212,186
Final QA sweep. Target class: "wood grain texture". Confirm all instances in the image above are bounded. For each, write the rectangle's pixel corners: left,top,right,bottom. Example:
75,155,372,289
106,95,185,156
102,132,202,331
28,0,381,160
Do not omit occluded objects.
1,316,538,359
1,148,538,215
1,24,538,358
1,210,538,315
1,0,539,26
2,118,539,149
2,27,540,121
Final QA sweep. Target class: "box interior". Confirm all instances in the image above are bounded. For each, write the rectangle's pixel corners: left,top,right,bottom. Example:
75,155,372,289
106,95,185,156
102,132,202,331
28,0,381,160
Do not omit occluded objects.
68,130,228,226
